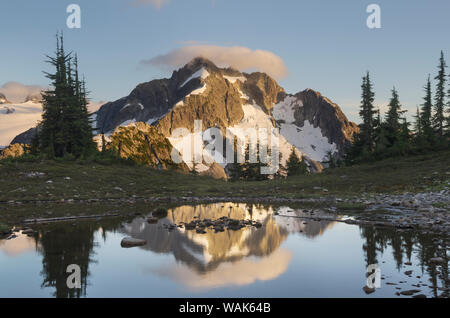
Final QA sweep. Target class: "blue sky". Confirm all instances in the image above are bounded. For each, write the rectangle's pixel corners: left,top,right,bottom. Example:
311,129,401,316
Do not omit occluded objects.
1,0,449,122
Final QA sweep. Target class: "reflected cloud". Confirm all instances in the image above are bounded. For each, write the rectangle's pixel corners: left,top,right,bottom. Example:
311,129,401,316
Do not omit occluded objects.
0,233,38,257
151,248,292,291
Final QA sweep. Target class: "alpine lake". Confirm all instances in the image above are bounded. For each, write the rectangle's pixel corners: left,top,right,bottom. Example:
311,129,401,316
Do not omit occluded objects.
0,202,448,298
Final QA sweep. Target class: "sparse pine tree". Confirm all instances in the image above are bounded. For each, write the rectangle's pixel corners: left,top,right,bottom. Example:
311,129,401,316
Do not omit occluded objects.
433,51,447,137
359,72,377,152
420,75,435,145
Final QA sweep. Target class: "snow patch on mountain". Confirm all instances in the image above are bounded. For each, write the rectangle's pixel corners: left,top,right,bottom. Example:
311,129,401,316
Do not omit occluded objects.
227,103,300,165
180,68,210,88
272,96,299,123
278,121,337,162
223,75,246,84
273,97,338,162
121,103,144,112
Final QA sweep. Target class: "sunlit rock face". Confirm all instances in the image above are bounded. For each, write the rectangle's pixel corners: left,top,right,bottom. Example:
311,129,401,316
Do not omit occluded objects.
120,203,337,290
103,122,189,171
92,57,357,176
0,143,27,159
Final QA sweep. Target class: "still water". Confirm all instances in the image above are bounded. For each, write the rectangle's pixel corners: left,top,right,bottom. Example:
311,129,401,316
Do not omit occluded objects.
0,203,448,298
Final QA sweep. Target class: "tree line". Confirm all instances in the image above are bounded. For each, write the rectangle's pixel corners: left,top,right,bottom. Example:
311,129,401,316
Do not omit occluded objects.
345,51,450,165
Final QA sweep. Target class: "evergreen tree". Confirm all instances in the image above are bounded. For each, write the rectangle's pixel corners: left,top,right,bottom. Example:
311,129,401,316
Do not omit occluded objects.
359,72,377,152
39,33,95,158
228,138,244,181
420,75,435,145
286,147,307,177
324,150,336,168
384,87,406,148
447,65,450,136
413,106,422,136
433,51,447,137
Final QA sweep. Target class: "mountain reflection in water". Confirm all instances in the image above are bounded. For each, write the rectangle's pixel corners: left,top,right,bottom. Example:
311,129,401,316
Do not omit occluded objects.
0,203,448,298
121,203,334,274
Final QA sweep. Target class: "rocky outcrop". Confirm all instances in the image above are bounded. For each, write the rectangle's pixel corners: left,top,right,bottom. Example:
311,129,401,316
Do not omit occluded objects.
0,143,28,159
106,122,189,172
10,127,38,145
0,93,9,104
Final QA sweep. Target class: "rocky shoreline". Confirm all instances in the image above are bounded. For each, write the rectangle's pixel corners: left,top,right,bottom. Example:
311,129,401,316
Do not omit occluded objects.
1,187,449,236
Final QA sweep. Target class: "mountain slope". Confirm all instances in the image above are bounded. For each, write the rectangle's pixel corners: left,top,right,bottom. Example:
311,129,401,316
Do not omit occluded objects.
6,58,358,178
94,58,357,176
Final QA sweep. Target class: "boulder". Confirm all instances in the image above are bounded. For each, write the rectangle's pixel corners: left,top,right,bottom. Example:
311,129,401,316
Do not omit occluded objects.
120,237,147,248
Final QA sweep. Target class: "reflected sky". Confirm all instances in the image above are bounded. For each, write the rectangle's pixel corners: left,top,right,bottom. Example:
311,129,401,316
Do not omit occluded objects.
0,203,448,298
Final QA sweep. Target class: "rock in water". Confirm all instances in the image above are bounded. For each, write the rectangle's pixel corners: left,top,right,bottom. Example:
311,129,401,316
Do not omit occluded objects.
362,286,375,294
399,289,421,296
120,237,147,248
429,257,445,264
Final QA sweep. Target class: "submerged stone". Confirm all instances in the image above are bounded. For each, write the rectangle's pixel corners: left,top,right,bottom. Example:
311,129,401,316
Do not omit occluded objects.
121,237,147,248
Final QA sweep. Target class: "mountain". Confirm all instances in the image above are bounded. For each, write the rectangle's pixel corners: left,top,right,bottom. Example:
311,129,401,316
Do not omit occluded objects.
7,57,358,178
93,57,358,176
0,93,10,104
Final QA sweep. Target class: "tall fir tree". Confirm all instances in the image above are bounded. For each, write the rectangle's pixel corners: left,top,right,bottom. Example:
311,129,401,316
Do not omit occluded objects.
420,75,435,145
359,72,377,152
433,51,447,137
39,33,95,158
384,87,406,147
447,63,450,136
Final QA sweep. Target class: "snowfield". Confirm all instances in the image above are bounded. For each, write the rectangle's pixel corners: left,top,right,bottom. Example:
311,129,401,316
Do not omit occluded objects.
273,97,338,162
0,102,42,146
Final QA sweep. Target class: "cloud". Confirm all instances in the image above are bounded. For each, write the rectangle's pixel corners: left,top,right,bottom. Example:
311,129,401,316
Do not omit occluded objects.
150,248,292,291
142,45,289,79
133,0,170,8
0,82,46,103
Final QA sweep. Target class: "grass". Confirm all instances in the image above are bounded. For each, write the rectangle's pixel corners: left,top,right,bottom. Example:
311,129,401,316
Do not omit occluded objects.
0,150,448,205
0,222,10,234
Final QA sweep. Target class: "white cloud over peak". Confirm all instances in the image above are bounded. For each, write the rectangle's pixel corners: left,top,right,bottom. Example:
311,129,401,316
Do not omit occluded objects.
141,45,289,80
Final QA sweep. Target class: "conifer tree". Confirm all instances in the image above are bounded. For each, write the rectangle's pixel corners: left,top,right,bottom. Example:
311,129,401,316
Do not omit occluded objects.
413,106,422,136
384,87,406,147
420,75,435,145
286,147,307,177
359,72,377,152
433,51,447,137
39,33,95,158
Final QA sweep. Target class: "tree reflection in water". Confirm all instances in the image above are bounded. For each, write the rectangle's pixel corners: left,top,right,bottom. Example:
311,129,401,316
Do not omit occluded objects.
19,203,449,298
360,226,449,298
